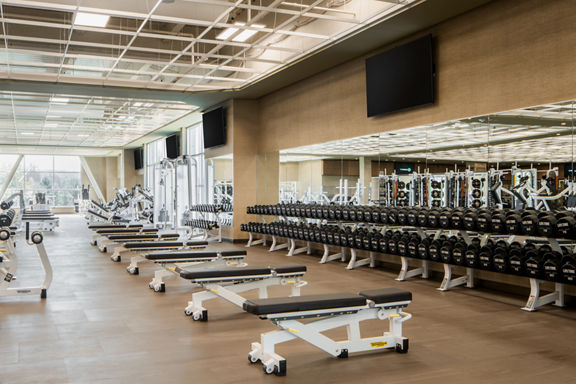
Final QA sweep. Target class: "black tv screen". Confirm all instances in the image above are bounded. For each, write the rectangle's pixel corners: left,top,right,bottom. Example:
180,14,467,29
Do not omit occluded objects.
134,147,143,170
166,134,180,159
395,162,415,175
366,34,435,117
203,107,226,149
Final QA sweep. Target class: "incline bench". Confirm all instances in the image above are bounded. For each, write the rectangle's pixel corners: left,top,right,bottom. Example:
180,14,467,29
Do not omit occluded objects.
181,264,307,321
244,287,412,376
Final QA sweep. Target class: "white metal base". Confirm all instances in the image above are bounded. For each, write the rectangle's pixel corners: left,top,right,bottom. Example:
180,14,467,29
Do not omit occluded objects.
320,245,346,264
246,232,266,247
287,240,311,256
396,258,429,281
522,279,565,312
248,301,411,376
184,275,306,321
438,265,475,291
346,249,375,270
269,236,289,252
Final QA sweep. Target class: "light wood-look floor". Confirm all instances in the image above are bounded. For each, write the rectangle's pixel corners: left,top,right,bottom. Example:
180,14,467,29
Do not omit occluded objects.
1,215,576,383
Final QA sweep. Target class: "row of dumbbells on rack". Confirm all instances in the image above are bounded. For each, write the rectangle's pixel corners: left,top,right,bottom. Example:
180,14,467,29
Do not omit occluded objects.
240,221,576,284
189,204,233,213
246,204,576,239
184,219,219,230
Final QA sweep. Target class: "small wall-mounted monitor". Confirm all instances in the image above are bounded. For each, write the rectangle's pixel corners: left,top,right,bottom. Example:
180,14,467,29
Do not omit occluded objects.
395,162,415,175
366,34,435,117
166,133,180,159
203,107,227,149
134,147,144,170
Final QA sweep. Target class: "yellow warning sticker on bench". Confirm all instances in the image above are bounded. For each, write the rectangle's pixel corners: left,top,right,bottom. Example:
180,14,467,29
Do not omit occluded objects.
210,289,219,294
370,341,388,348
288,328,300,333
389,314,400,318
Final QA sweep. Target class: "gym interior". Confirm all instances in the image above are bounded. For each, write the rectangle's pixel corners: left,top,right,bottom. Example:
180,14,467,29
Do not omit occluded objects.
1,0,576,382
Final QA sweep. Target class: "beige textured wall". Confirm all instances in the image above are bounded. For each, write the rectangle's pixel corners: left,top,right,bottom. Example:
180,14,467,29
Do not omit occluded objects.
213,159,233,181
258,0,576,152
81,156,120,201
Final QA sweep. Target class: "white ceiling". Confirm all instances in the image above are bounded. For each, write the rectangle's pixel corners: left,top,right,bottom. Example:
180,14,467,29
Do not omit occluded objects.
0,90,195,147
0,0,422,149
281,101,576,163
0,0,421,92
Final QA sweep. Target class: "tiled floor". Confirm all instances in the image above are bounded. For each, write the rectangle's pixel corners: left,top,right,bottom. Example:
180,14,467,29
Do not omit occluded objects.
1,215,575,383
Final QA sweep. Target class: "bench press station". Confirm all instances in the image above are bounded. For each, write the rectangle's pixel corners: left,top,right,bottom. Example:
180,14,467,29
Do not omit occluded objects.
243,288,412,376
181,264,307,321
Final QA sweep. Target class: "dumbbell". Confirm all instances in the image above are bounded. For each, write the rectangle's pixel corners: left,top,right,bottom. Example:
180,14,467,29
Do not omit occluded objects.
557,213,576,239
417,238,431,259
428,239,444,261
407,235,421,258
0,209,16,227
427,210,441,228
387,209,398,226
440,240,456,264
478,244,496,270
523,245,552,279
397,209,409,226
450,209,467,229
561,253,576,284
537,211,565,237
406,208,420,226
492,242,510,273
542,249,564,282
370,230,382,252
438,210,452,229
505,210,524,235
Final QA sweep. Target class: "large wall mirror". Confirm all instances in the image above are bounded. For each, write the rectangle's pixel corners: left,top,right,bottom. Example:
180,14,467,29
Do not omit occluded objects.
277,100,576,210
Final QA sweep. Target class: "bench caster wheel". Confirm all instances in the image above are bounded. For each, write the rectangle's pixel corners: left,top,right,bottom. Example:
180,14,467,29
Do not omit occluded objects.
184,308,193,316
148,282,154,289
127,267,139,275
263,364,275,375
192,310,208,321
395,339,409,354
248,353,259,364
102,247,107,253
153,283,165,292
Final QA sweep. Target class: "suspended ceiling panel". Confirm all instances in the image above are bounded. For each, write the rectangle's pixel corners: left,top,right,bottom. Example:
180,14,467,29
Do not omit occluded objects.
0,90,196,146
0,0,422,92
281,101,576,163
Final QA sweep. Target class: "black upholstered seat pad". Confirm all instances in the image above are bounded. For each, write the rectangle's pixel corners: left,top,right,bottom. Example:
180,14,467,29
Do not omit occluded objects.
107,234,158,240
96,229,157,234
145,249,246,260
180,266,271,280
358,288,412,304
22,216,56,220
89,224,142,229
123,240,207,249
88,210,107,219
270,264,307,274
243,293,366,315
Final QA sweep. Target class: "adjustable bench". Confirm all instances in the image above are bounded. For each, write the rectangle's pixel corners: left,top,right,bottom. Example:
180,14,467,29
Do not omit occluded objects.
91,228,158,246
98,233,179,252
244,288,412,376
110,240,208,262
126,249,244,292
182,264,307,321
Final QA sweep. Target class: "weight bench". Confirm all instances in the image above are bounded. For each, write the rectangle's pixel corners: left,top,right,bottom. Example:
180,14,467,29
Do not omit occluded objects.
182,264,307,321
244,288,412,376
88,224,143,230
110,240,207,262
98,233,179,252
126,249,245,292
91,228,158,246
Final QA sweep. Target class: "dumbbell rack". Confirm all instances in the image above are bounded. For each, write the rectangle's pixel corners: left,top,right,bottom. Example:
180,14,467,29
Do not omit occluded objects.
184,205,234,243
244,205,575,312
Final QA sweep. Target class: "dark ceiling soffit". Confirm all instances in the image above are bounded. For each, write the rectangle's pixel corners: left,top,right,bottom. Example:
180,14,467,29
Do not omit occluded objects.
0,0,491,110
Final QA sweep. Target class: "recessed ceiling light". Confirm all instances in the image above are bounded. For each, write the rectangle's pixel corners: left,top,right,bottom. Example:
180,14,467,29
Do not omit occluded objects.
21,132,34,135
74,12,110,27
77,134,90,137
51,97,69,104
216,23,265,42
133,102,143,107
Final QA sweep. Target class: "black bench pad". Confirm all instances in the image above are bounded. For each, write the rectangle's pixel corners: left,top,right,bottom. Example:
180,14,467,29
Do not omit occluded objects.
22,216,56,221
123,241,208,249
145,249,245,260
358,288,412,304
89,224,143,229
180,266,271,280
243,293,366,315
270,264,307,274
96,229,157,234
107,234,178,240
